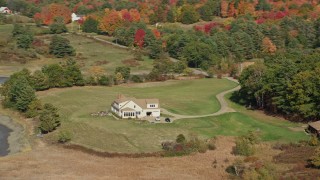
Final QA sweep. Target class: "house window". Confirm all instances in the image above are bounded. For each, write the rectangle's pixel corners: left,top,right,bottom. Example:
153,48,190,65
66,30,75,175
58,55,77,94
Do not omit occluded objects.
149,104,156,107
134,105,136,108
137,111,140,115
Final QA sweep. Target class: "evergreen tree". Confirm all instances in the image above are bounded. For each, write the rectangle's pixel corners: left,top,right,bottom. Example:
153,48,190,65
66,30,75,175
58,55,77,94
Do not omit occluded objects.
8,77,36,112
180,5,200,24
16,34,33,49
31,70,49,91
63,59,85,86
82,17,99,33
49,35,75,58
39,103,60,133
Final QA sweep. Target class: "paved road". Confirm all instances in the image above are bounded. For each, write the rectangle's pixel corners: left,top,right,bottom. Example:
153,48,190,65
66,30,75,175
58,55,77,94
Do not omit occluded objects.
161,77,240,121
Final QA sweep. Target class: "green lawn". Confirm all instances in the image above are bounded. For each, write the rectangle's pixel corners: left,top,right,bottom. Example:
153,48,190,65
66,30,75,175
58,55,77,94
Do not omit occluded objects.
38,78,308,153
0,24,13,38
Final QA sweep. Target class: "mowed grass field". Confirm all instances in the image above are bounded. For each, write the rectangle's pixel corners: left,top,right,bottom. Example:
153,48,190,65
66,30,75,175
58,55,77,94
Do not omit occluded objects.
37,78,308,153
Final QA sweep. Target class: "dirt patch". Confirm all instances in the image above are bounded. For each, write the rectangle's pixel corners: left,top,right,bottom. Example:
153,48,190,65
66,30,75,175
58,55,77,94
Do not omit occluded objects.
0,136,236,179
93,60,109,66
122,59,141,67
272,144,320,179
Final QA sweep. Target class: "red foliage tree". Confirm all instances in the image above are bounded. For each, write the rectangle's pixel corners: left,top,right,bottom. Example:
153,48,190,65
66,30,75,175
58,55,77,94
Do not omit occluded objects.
134,29,146,48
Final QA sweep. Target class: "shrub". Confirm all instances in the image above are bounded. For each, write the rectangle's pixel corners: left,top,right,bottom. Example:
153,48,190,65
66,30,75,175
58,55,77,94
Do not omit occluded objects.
25,99,43,118
310,147,320,168
98,75,110,86
17,34,33,49
57,130,72,143
49,22,68,34
234,138,255,156
207,139,216,150
176,134,186,143
131,75,143,83
86,76,98,86
309,135,319,146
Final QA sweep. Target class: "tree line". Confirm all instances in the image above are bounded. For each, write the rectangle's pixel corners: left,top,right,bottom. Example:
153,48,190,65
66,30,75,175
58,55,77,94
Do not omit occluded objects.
237,51,320,122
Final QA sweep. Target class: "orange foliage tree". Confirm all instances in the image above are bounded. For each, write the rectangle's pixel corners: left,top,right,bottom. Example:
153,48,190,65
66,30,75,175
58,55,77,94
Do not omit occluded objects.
129,9,141,22
34,3,71,25
228,2,236,18
220,0,229,17
99,9,123,35
262,37,277,54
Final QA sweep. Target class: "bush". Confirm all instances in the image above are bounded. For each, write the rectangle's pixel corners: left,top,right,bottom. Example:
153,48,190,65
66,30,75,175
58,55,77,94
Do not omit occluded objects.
98,75,110,86
310,147,320,168
207,139,216,150
234,138,255,156
131,75,143,83
49,22,68,34
25,99,43,118
57,130,72,143
17,34,33,49
309,135,319,146
176,134,186,143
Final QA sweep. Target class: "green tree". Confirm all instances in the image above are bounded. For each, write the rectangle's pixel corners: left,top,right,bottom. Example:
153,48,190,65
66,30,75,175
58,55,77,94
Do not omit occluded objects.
49,35,75,58
63,59,85,86
42,64,66,87
25,99,43,118
49,22,68,34
39,103,60,133
198,0,219,21
231,31,255,60
8,77,36,112
16,34,33,49
31,70,49,91
180,5,200,24
82,17,99,33
182,41,216,69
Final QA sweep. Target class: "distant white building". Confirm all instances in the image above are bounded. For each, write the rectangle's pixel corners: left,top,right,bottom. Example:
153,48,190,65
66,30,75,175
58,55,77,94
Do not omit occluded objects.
110,94,161,119
0,7,11,14
71,13,84,22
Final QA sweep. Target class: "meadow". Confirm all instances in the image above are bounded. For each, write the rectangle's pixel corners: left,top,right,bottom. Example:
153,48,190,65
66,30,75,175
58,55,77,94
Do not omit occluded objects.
38,78,308,153
0,24,153,76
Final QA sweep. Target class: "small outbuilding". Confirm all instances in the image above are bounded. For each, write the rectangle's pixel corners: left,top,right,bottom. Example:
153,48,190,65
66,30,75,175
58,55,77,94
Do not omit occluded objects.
307,121,320,137
0,7,11,14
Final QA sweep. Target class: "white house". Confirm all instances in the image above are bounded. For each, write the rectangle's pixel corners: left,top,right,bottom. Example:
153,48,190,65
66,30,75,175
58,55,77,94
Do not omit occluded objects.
0,7,11,14
110,94,160,119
